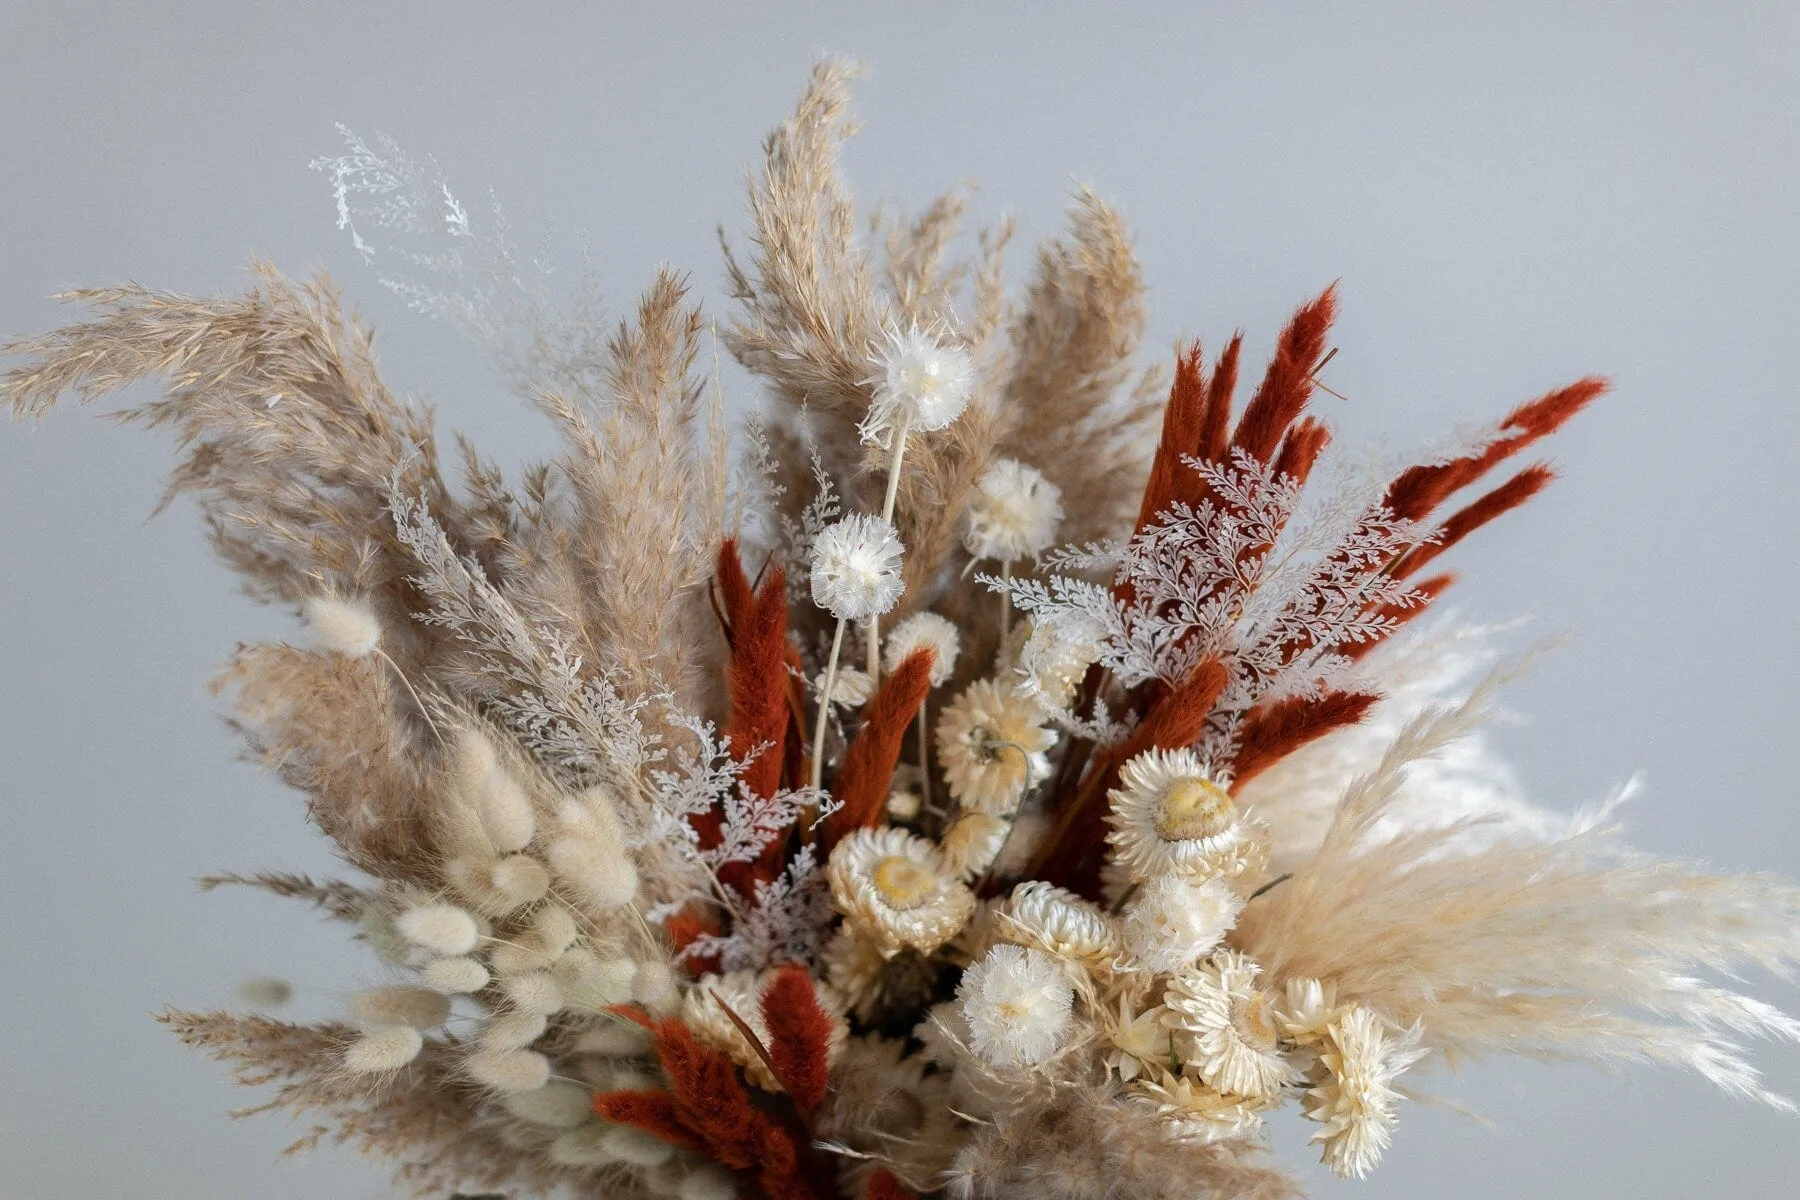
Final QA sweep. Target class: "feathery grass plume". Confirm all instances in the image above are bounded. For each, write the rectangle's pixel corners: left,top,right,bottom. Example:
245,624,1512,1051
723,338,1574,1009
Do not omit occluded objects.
9,56,1800,1200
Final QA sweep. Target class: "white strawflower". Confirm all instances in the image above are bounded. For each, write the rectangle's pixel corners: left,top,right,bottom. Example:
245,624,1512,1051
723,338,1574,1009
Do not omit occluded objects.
962,458,1062,563
395,903,480,956
1280,976,1340,1047
861,322,976,447
341,1024,423,1074
1305,1007,1426,1179
822,925,891,1023
810,514,906,621
1002,880,1118,965
956,944,1075,1067
939,810,1009,880
1017,613,1107,707
1106,993,1176,1082
827,826,977,956
935,679,1057,814
815,665,874,708
684,969,847,1092
883,611,961,686
349,986,452,1030
1134,1070,1268,1145
303,594,381,657
1105,748,1265,882
1165,950,1300,1102
1120,874,1244,975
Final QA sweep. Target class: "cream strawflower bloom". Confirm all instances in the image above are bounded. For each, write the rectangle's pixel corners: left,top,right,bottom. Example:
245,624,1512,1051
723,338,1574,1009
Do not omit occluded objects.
827,827,977,956
1305,1006,1426,1180
822,926,889,1023
883,611,961,686
1120,873,1244,975
1106,747,1266,881
962,458,1063,563
861,322,976,447
683,969,848,1093
1166,950,1300,1102
956,944,1075,1067
1106,993,1177,1082
810,515,905,621
1001,880,1118,965
1280,976,1340,1048
936,679,1057,814
815,666,874,708
939,810,1010,880
1016,614,1107,707
1134,1070,1269,1145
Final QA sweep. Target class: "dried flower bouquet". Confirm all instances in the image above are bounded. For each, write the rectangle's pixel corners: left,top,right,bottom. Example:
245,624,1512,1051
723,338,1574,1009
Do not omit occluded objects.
7,60,1799,1200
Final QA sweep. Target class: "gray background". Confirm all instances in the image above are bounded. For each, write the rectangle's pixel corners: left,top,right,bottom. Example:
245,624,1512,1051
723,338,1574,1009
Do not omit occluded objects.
3,2,1797,1196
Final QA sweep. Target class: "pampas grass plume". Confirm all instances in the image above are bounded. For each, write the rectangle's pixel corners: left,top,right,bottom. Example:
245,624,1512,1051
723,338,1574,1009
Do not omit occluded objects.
342,1024,423,1074
395,903,480,955
303,595,381,658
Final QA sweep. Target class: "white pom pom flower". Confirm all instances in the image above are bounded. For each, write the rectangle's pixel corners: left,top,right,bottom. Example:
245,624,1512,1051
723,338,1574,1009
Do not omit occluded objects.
815,665,874,709
962,458,1063,563
827,826,977,956
883,611,961,686
861,322,976,447
1001,880,1118,965
935,680,1057,814
1120,874,1244,975
1165,950,1299,1102
810,515,905,621
303,595,382,658
956,944,1075,1067
1304,1006,1426,1179
1105,747,1265,882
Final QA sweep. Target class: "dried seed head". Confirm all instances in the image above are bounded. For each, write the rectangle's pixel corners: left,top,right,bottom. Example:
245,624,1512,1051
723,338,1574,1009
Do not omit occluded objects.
303,595,381,658
236,977,293,1008
465,1047,551,1093
501,1080,594,1129
349,985,452,1030
420,956,490,994
342,1024,423,1074
491,855,551,906
501,970,566,1016
395,903,480,956
480,1010,550,1053
547,835,639,913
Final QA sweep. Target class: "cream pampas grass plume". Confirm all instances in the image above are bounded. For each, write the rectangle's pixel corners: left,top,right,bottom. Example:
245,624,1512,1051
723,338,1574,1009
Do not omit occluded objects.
11,56,1800,1200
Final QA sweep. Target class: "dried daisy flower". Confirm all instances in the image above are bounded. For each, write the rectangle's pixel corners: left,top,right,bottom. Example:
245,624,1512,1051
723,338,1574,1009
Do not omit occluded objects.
1165,950,1299,1102
1304,1006,1426,1179
940,810,1010,880
1106,748,1265,881
810,514,905,622
1280,976,1339,1047
936,679,1057,814
1119,874,1243,975
827,826,977,956
1016,614,1107,707
963,457,1064,564
883,611,961,686
1107,993,1177,1082
1002,880,1118,965
1134,1070,1268,1145
860,321,975,448
815,665,874,708
957,943,1075,1067
822,926,891,1022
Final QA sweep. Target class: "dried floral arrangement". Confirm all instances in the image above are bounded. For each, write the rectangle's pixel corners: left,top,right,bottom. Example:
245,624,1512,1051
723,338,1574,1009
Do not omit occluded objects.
7,60,1799,1200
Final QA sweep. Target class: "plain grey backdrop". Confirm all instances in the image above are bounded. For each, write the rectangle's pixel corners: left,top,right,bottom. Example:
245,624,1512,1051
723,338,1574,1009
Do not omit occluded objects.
3,2,1797,1196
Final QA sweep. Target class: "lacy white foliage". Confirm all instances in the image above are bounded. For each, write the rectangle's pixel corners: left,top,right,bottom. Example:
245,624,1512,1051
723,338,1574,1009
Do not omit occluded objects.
681,845,836,972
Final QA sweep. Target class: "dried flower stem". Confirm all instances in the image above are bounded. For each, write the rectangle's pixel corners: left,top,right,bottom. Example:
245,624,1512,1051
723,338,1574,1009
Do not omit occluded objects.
811,618,849,792
868,409,915,682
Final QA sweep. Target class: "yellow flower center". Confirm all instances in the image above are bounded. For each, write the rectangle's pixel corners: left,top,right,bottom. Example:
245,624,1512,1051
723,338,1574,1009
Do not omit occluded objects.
873,856,935,910
1229,991,1280,1053
1152,776,1235,842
